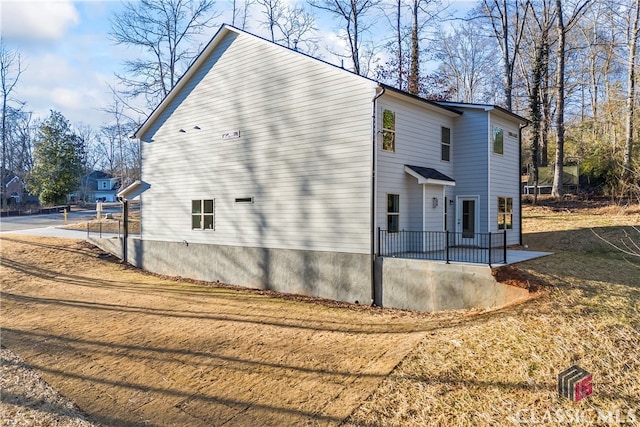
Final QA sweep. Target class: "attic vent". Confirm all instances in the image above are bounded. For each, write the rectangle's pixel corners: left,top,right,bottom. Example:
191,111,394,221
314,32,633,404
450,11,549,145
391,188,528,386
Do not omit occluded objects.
235,197,253,203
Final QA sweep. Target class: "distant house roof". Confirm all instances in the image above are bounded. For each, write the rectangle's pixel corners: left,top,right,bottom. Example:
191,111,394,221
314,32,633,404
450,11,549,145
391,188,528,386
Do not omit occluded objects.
404,165,456,186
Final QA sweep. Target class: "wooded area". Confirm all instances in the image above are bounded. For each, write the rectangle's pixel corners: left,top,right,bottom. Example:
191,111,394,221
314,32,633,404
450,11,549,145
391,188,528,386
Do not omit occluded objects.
1,0,639,206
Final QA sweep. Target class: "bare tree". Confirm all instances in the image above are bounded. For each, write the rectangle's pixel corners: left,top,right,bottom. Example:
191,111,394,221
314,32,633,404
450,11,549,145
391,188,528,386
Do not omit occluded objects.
4,108,33,176
435,21,497,102
101,87,142,184
257,0,283,42
407,0,440,94
390,0,406,89
110,0,219,110
552,0,591,198
231,0,254,29
309,0,380,75
521,0,553,202
481,0,530,111
1,41,24,208
623,0,640,190
275,5,317,52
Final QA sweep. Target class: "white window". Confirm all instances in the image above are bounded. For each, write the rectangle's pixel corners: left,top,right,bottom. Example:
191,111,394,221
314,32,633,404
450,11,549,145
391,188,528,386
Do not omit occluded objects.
498,197,513,230
192,199,215,230
382,109,396,152
387,194,399,233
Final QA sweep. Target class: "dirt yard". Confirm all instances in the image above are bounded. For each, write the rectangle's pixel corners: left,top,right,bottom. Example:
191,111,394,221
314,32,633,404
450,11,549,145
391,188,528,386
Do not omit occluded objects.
0,235,464,426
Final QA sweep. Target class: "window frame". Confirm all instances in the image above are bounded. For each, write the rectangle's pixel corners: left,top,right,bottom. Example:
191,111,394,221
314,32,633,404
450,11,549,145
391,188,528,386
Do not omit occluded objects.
493,126,504,155
191,199,215,230
441,126,451,162
387,193,400,233
382,109,396,152
497,196,513,230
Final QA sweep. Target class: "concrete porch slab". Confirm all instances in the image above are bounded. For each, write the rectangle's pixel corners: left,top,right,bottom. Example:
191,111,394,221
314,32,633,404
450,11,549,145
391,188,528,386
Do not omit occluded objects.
501,250,553,266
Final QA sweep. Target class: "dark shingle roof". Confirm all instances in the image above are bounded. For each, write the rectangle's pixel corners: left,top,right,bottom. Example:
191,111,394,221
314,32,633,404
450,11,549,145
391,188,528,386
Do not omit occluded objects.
405,165,455,183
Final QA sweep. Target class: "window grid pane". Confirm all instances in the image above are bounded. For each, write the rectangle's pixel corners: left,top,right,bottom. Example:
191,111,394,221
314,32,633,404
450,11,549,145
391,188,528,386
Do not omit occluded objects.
192,215,202,229
203,214,214,230
441,144,450,161
387,194,400,213
387,194,400,233
388,214,399,233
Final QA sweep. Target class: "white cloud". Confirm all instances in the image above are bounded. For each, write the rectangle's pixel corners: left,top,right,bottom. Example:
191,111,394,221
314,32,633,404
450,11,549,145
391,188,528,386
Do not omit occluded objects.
1,0,80,41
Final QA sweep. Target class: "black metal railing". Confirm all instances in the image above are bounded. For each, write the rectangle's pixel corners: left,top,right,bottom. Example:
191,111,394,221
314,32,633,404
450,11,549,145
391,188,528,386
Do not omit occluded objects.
86,219,141,239
378,228,507,266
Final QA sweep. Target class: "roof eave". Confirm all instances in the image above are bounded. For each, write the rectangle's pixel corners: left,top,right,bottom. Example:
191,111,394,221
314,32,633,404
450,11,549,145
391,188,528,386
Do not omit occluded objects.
380,84,463,117
435,101,530,124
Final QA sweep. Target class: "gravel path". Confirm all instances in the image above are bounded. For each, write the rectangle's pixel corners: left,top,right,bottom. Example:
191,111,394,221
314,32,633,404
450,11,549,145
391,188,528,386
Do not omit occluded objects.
0,346,98,426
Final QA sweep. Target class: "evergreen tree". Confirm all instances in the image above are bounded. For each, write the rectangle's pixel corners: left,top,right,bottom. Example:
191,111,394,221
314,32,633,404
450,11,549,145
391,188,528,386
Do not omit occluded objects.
28,111,84,205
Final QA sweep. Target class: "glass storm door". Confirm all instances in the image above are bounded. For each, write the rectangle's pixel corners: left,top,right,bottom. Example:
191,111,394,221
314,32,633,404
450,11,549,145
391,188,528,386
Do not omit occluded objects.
457,197,478,243
462,200,475,238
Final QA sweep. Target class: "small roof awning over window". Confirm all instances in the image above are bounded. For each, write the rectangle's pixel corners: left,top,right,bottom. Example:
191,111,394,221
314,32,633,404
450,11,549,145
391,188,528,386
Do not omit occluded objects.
404,165,456,186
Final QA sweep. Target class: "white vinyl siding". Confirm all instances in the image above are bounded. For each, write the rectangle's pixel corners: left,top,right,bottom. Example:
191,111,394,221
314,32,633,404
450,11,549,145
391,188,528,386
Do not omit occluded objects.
451,108,489,230
489,113,521,244
139,30,377,253
376,94,456,232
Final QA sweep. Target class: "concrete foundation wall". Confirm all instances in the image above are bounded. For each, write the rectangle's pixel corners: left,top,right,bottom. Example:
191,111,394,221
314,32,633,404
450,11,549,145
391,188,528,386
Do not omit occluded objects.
376,257,528,312
89,237,372,305
89,238,528,313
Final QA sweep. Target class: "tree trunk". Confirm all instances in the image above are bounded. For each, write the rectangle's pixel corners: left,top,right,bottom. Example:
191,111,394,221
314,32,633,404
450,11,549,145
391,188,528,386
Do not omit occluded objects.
407,0,419,94
624,0,640,189
396,0,403,89
552,0,565,198
541,37,550,167
351,0,361,75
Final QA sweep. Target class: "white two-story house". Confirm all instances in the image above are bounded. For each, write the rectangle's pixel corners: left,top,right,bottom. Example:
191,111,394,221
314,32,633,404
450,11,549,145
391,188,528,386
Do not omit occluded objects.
110,24,529,312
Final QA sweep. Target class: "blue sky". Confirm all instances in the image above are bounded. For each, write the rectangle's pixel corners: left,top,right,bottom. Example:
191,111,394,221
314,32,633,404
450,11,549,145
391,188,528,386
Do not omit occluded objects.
2,1,129,127
1,0,475,130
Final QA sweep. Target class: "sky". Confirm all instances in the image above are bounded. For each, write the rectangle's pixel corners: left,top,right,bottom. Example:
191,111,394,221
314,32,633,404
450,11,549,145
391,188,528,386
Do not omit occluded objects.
1,0,476,130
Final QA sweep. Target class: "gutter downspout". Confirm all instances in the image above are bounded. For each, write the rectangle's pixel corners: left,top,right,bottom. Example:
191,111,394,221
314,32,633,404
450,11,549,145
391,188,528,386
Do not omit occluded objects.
519,122,529,247
371,85,385,306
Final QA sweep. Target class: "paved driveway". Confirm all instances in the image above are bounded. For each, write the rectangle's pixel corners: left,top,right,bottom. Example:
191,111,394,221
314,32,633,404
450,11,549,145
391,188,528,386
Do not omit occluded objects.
0,235,451,426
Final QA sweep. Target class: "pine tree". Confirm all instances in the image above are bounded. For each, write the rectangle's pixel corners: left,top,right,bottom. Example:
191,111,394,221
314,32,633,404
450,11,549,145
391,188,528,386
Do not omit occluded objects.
28,111,84,205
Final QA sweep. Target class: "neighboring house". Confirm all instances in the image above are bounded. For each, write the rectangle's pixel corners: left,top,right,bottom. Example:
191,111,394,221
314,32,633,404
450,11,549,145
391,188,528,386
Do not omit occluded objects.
95,177,120,202
4,175,25,205
79,171,121,203
106,25,531,312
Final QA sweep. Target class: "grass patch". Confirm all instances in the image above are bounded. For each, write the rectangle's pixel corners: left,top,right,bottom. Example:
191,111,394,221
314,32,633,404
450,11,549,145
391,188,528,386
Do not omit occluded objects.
345,204,640,426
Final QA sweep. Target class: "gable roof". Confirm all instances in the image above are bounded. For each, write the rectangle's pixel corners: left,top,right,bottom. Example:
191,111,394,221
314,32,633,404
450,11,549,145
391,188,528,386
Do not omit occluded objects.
133,24,464,139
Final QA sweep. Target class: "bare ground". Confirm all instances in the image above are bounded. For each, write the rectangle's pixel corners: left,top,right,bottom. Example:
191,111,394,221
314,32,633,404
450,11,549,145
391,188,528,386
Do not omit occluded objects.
2,202,639,426
0,235,465,426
